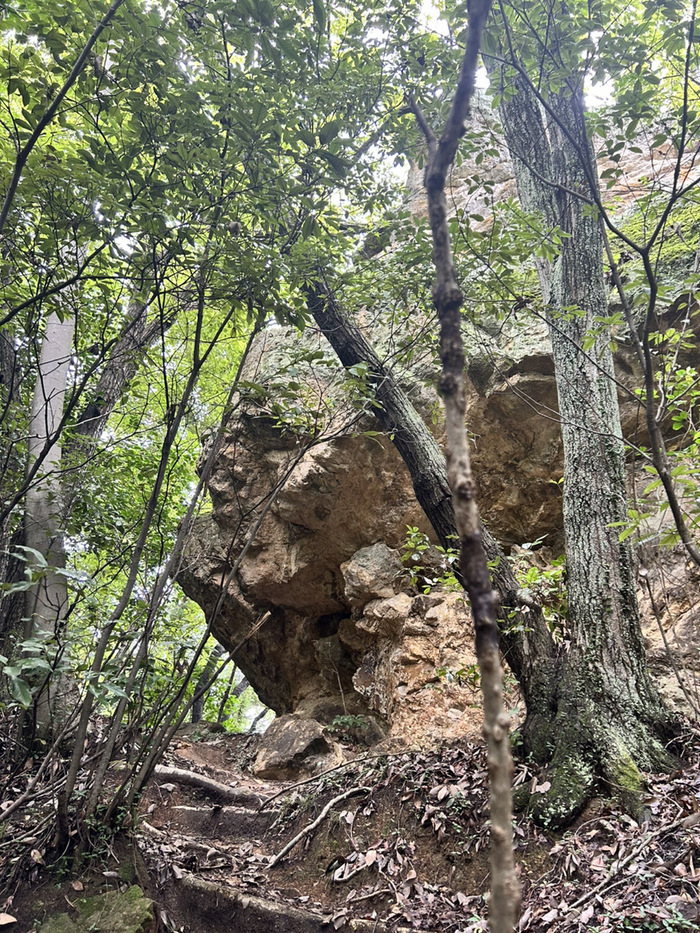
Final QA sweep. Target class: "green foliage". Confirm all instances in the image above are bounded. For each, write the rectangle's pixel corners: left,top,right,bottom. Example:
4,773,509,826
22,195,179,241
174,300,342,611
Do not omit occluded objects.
614,321,700,549
0,0,457,871
329,713,369,741
0,0,424,714
200,668,254,732
400,525,461,594
2,0,700,886
592,908,699,933
509,541,568,641
435,662,481,690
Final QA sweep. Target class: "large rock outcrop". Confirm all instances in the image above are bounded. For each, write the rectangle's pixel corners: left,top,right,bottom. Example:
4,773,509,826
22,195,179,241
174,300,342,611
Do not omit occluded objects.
177,305,699,740
177,117,700,740
176,324,521,742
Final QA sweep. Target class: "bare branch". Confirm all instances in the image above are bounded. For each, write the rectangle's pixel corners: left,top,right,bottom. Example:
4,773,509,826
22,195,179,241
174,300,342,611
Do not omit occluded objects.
268,787,370,869
413,1,521,930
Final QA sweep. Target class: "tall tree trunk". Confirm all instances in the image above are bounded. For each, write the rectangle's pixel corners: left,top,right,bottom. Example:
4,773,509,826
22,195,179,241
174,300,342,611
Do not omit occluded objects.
70,301,175,443
409,5,522,920
491,64,675,823
0,293,176,644
24,310,75,734
0,329,24,647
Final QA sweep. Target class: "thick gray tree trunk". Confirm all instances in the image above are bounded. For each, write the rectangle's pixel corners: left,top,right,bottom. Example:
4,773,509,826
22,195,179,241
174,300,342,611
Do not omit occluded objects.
494,70,674,824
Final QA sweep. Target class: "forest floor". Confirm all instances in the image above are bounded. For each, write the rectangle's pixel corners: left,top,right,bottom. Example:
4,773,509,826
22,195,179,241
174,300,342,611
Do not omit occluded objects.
7,726,700,933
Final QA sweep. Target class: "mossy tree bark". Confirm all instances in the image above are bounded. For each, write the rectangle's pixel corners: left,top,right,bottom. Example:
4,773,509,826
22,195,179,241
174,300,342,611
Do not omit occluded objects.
489,57,676,824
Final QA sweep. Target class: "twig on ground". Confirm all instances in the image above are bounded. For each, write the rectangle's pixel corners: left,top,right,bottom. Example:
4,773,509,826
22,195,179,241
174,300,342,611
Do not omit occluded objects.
258,752,402,810
350,887,393,903
568,817,686,912
268,786,370,869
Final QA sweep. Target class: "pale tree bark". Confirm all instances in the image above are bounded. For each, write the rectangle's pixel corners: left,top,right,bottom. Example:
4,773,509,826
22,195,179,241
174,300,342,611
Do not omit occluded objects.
23,310,75,732
488,53,676,823
0,300,176,644
0,330,23,641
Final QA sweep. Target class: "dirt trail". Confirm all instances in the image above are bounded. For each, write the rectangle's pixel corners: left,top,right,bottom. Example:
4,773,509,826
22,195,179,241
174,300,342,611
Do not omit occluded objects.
134,731,700,933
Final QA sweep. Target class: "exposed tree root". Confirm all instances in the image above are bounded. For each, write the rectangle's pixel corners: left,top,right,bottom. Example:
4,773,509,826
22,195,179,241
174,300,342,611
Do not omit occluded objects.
516,680,679,829
125,763,265,808
268,786,370,869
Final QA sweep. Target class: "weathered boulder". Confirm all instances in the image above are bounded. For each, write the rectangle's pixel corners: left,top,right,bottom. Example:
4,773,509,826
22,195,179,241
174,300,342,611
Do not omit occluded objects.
176,122,700,742
348,590,487,745
175,313,559,736
253,715,344,779
341,543,403,609
176,308,700,742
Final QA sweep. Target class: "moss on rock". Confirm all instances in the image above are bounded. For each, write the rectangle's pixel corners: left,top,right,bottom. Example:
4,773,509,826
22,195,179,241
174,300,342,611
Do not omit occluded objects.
38,886,153,933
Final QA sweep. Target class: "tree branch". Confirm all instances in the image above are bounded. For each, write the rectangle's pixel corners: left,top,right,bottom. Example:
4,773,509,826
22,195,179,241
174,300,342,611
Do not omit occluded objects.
268,787,370,869
413,1,521,930
0,0,126,238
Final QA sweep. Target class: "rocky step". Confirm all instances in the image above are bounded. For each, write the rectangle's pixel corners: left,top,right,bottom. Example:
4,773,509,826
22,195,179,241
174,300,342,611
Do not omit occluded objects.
149,802,279,840
139,753,410,932
160,874,412,933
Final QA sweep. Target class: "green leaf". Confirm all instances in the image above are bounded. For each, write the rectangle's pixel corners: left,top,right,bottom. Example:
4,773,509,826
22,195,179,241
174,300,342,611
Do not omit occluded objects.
316,150,347,175
6,674,33,708
318,118,342,145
